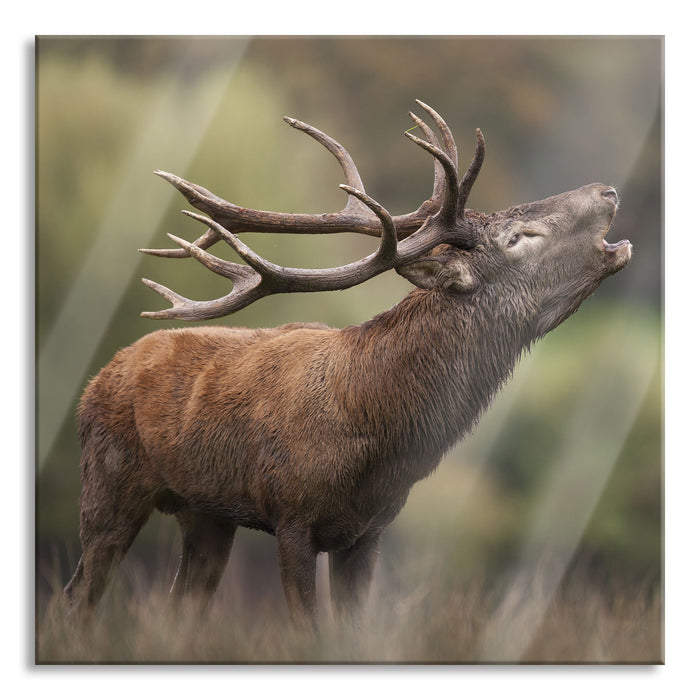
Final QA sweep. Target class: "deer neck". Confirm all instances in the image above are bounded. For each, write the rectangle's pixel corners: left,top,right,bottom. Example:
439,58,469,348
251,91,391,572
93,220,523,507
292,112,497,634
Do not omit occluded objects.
337,286,531,479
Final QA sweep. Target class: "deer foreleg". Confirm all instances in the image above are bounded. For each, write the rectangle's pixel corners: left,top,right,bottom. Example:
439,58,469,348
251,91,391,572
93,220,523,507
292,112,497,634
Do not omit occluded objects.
329,528,380,625
276,524,318,630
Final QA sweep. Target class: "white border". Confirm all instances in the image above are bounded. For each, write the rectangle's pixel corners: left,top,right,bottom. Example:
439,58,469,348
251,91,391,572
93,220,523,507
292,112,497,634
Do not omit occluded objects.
9,2,697,696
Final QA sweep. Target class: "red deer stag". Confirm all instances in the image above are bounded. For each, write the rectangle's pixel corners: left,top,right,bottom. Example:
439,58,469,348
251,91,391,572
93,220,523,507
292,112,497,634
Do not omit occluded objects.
64,101,631,627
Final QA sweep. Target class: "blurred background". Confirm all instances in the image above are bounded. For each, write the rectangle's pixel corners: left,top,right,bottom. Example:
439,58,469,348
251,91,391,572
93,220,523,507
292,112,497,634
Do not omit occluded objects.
36,36,662,661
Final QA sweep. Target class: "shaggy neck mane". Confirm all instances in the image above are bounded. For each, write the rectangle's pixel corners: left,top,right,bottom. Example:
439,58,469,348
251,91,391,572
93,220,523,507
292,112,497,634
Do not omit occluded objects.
335,285,531,483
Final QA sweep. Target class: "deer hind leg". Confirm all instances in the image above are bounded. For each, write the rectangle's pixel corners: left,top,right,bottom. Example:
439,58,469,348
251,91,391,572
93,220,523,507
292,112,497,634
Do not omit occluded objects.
170,509,236,607
64,438,153,619
63,443,153,620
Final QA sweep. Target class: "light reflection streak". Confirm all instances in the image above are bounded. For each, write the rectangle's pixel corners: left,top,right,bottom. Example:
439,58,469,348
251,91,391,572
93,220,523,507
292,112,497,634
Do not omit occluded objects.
37,40,249,470
476,318,659,661
469,96,662,662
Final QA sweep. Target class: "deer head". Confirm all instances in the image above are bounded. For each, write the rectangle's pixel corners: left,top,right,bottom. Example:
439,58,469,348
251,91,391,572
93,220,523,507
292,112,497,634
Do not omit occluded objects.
399,183,629,340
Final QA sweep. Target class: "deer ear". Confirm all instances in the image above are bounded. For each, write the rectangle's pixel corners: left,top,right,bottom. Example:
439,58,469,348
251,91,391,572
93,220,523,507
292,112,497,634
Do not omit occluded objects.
397,245,476,292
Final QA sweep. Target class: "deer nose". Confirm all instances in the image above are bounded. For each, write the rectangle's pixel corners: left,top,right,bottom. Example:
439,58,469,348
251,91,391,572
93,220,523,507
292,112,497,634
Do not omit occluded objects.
601,187,618,205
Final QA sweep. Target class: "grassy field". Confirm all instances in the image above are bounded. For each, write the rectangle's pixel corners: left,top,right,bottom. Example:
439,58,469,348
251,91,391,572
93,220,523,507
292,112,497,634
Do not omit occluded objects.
36,554,662,665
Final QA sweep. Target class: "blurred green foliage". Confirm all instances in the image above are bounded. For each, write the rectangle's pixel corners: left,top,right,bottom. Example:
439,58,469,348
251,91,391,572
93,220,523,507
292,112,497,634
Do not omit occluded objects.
36,37,662,596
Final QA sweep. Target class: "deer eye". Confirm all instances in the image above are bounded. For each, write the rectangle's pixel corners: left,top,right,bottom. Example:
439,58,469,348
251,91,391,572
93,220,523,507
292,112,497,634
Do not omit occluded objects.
507,230,540,248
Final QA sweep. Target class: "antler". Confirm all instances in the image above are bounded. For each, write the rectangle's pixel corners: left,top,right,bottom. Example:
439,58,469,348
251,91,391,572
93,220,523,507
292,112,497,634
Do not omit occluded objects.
141,101,486,321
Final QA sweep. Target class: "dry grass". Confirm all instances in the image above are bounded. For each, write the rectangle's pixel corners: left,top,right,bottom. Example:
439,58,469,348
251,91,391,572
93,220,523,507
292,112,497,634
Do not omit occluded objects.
35,557,662,665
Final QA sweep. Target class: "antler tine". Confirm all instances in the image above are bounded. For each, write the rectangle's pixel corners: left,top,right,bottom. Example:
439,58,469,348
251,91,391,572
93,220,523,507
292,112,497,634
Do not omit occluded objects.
457,128,486,213
404,130,459,225
408,111,446,213
164,230,249,280
339,184,397,261
141,272,264,321
139,227,218,259
283,117,371,215
141,271,264,321
414,99,458,167
181,210,286,281
141,277,190,311
139,171,242,259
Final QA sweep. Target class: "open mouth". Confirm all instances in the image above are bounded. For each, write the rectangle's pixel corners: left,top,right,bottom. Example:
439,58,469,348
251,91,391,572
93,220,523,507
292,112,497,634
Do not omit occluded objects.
598,234,632,271
601,238,631,253
598,211,631,258
594,189,632,270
